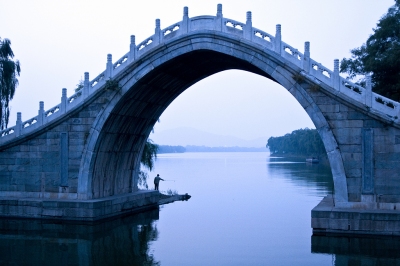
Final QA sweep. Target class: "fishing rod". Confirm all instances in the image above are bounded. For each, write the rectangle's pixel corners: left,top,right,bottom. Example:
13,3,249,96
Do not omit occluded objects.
163,179,175,182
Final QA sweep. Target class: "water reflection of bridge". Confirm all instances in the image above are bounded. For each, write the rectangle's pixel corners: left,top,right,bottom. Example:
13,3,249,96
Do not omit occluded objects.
0,209,160,266
312,235,400,265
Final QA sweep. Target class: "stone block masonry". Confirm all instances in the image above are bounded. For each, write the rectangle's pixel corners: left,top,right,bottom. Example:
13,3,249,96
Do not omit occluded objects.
312,196,400,236
0,190,162,222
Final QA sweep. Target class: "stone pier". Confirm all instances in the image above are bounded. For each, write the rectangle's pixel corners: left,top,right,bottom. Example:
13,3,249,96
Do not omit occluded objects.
0,191,164,222
312,196,400,236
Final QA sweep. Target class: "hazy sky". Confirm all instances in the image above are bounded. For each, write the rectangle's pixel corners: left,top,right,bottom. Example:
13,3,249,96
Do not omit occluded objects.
0,0,394,140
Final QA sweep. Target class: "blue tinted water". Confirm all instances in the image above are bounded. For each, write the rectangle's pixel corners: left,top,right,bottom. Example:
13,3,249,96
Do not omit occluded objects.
1,152,400,265
150,152,333,265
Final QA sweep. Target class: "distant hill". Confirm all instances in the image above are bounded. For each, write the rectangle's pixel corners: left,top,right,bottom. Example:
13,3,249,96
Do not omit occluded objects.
150,127,268,148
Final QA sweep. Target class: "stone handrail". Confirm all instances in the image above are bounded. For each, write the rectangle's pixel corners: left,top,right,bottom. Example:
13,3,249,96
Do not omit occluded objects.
1,4,399,145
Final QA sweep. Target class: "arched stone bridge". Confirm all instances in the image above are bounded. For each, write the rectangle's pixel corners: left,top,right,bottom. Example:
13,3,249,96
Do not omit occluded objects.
1,5,400,231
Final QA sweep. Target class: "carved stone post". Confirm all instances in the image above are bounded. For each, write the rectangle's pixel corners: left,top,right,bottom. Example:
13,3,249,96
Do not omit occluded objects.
129,35,136,62
215,4,223,31
182,6,189,33
38,101,44,126
106,54,113,79
303,42,310,73
244,11,252,40
275,24,282,54
154,19,161,45
15,112,22,136
333,59,340,91
61,88,67,113
83,72,89,98
365,75,372,108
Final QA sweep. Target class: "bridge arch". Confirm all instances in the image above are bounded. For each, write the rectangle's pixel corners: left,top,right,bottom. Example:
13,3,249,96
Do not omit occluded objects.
78,32,348,202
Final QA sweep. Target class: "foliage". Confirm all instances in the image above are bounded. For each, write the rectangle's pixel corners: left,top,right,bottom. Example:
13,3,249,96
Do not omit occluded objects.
104,79,120,91
340,0,400,101
166,189,178,195
137,171,149,189
75,79,83,93
292,73,305,84
267,128,326,156
0,38,21,130
138,139,159,189
140,139,159,171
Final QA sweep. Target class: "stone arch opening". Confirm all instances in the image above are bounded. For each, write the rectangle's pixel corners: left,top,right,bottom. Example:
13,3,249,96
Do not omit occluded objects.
79,36,347,202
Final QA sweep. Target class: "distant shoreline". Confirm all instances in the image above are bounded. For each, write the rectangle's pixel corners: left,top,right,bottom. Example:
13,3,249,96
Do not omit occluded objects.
158,145,268,153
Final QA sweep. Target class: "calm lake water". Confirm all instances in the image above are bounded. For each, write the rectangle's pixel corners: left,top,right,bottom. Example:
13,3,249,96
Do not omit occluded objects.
1,152,400,265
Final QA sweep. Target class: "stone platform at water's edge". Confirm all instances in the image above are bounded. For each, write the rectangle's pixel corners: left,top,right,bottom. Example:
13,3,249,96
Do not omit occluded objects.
312,195,400,236
0,190,190,222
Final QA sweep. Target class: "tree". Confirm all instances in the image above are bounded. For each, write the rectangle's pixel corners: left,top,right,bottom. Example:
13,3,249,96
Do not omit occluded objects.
266,128,326,156
140,139,159,171
340,0,400,101
138,139,159,189
0,38,21,130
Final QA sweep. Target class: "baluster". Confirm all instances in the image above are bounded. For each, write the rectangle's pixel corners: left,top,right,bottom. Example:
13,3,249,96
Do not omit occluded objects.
16,112,22,136
333,59,340,91
303,42,310,73
365,75,372,108
61,88,67,113
245,11,252,40
130,35,136,62
83,72,89,98
217,3,222,17
275,24,282,55
215,4,223,31
155,19,161,45
182,6,189,33
106,54,113,79
38,101,44,126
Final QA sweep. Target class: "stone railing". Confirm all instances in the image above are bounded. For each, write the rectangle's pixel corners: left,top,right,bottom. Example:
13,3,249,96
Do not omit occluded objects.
1,4,399,144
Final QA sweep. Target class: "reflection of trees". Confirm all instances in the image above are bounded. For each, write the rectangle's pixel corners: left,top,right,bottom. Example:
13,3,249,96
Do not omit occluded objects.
0,209,161,266
91,220,160,266
312,235,400,265
267,156,334,194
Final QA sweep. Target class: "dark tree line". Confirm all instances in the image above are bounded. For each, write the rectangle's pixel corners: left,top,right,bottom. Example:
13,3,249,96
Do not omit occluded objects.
267,128,326,156
340,0,400,101
0,38,20,130
158,145,186,153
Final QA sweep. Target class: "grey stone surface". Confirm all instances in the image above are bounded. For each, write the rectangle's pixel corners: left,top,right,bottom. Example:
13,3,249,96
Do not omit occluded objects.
0,190,174,221
312,196,400,236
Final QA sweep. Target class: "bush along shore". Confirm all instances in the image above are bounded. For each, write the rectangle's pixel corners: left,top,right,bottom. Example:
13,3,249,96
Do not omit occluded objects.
267,128,329,165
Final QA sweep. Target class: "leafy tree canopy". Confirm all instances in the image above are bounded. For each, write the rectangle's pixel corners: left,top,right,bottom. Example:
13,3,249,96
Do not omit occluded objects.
138,139,159,189
340,0,400,101
141,139,159,171
0,38,21,130
267,128,326,156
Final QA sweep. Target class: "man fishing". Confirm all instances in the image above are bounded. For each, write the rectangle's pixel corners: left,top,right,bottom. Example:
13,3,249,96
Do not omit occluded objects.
154,174,164,190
